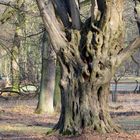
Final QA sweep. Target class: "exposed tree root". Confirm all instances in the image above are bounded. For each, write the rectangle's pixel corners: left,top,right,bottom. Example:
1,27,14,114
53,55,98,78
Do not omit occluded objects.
53,117,121,136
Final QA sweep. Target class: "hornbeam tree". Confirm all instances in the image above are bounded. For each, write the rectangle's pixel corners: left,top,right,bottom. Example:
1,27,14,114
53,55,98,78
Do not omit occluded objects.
36,0,140,134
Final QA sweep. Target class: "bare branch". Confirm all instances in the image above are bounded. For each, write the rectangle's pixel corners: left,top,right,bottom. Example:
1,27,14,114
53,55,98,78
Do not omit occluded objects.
117,37,140,65
26,29,45,38
69,0,81,29
36,0,67,51
96,0,106,13
52,0,71,28
52,0,81,29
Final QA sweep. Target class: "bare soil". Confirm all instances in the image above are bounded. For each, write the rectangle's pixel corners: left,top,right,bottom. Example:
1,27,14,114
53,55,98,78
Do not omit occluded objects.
0,93,140,140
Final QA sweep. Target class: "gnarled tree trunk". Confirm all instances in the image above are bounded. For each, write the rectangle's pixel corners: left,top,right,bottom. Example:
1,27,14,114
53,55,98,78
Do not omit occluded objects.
36,0,140,134
54,28,120,134
55,62,117,134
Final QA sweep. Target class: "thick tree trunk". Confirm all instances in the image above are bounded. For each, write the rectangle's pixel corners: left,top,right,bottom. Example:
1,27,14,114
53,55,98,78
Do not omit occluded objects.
36,0,140,135
36,31,56,114
54,63,119,134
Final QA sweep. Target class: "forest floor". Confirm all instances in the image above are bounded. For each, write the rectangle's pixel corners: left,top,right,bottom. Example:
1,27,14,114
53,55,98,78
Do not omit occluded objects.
0,93,140,140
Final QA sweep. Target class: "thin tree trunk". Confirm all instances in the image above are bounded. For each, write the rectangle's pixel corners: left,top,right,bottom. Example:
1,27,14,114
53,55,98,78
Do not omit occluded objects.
36,31,56,114
11,31,20,91
54,61,61,111
112,81,118,102
11,1,25,91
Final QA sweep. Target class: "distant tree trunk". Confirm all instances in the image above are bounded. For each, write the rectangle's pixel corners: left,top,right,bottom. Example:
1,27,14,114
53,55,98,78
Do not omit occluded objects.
54,61,61,111
112,68,126,102
36,0,140,134
131,55,140,76
36,31,56,114
11,31,20,91
112,80,118,102
10,0,26,91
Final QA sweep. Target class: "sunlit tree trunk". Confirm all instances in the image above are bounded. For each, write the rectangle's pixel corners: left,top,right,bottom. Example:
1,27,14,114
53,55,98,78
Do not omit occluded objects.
36,31,56,114
36,0,140,134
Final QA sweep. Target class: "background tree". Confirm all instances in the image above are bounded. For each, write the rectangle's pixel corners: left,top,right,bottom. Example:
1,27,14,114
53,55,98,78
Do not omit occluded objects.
131,52,140,76
0,0,60,113
36,30,56,114
36,0,140,134
112,66,126,102
11,0,26,90
0,0,42,92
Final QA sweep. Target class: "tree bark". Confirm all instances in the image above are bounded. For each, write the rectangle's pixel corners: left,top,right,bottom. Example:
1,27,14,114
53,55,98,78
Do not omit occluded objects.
112,80,118,102
11,31,20,91
10,0,26,91
36,31,56,114
36,0,140,135
54,61,61,111
54,62,119,134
